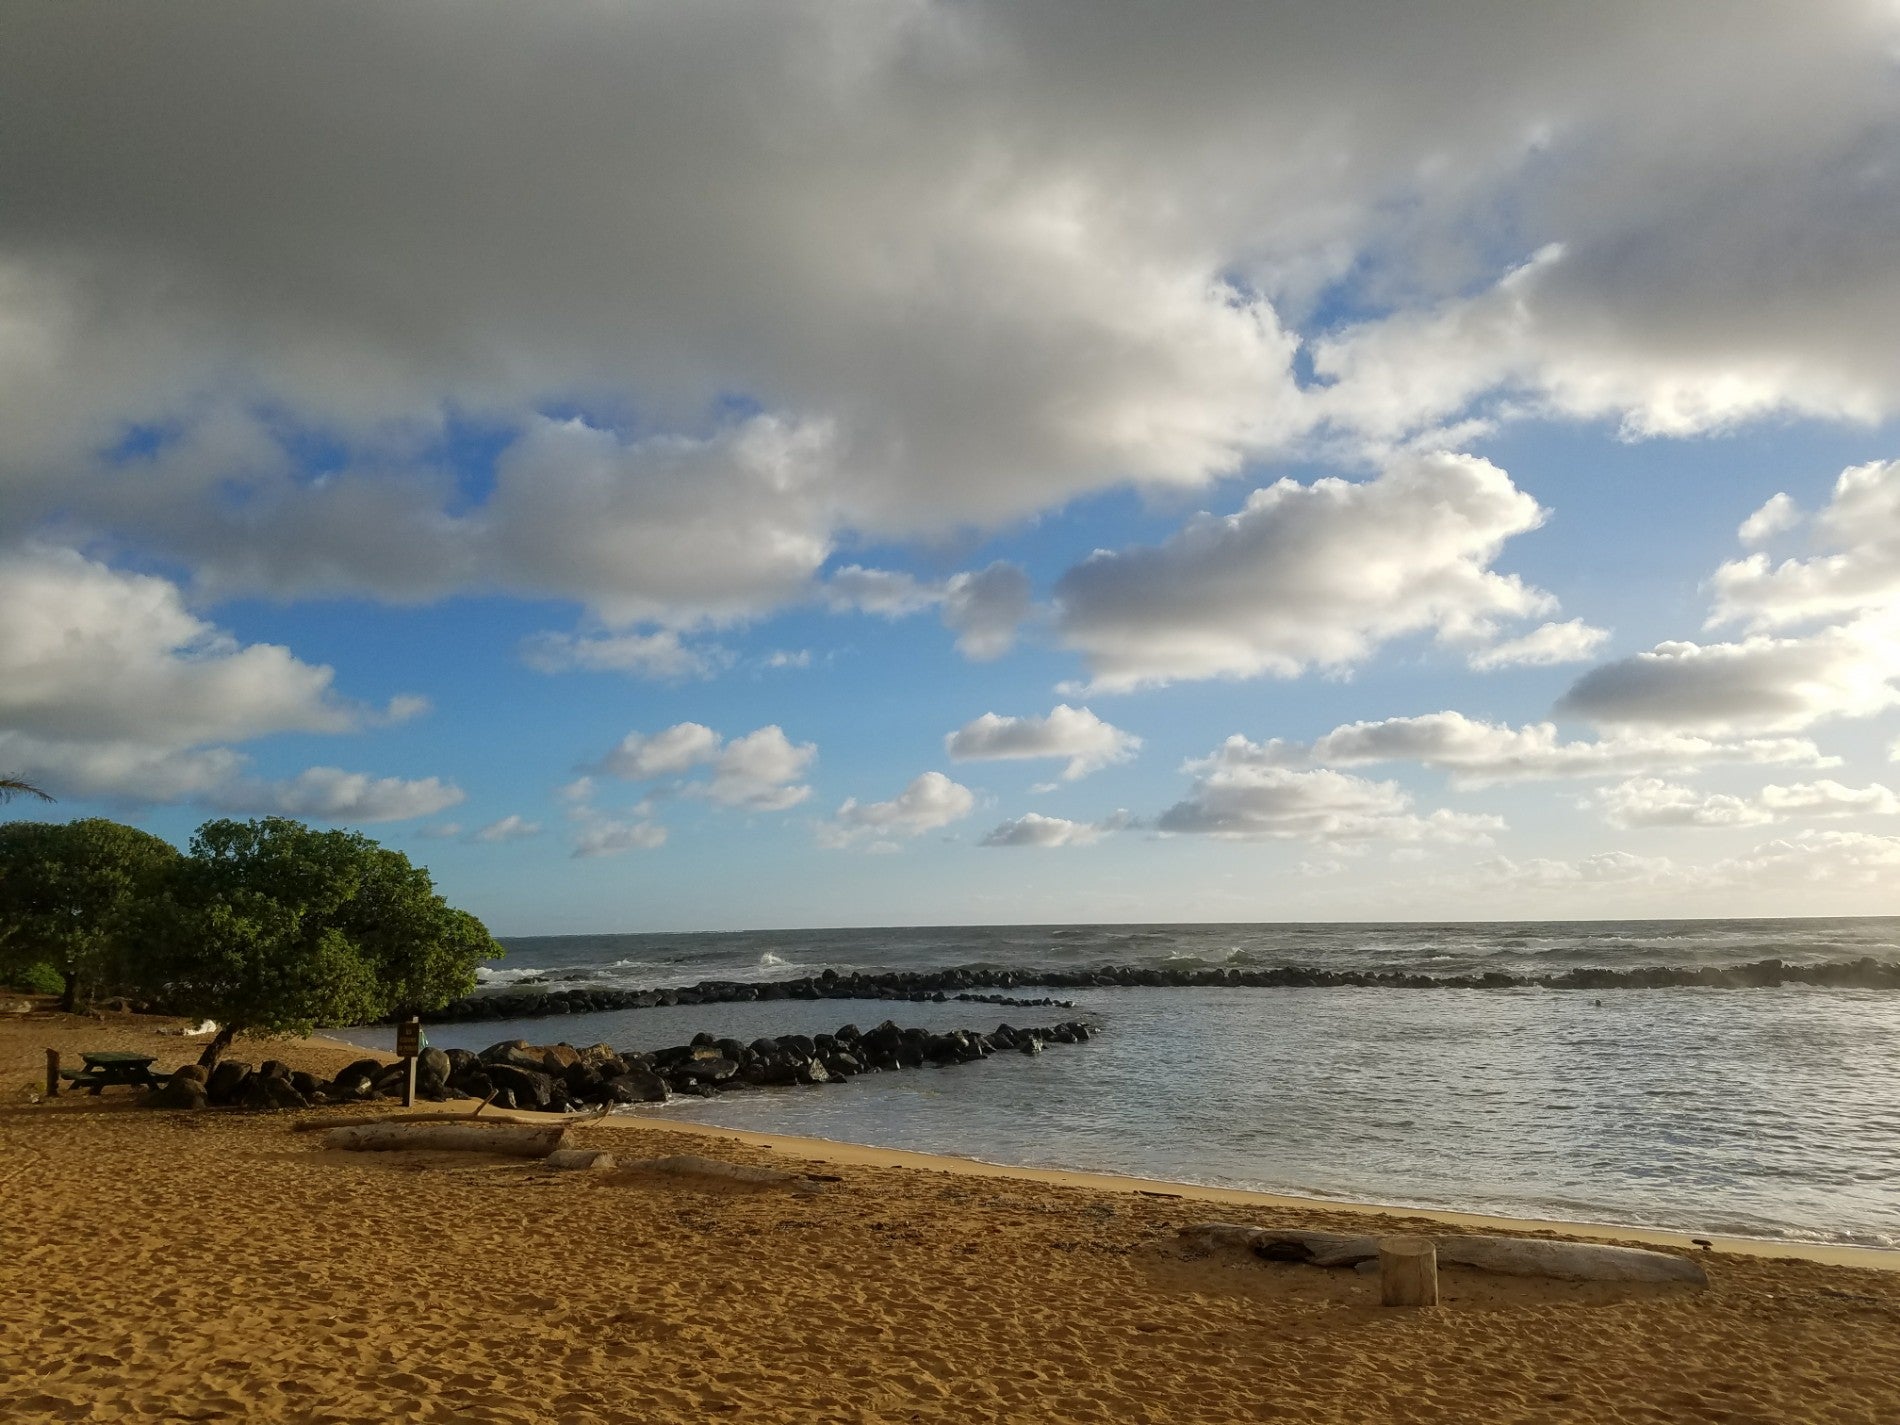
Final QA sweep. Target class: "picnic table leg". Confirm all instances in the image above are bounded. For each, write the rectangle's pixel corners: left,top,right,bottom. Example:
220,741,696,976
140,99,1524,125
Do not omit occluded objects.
45,1049,59,1100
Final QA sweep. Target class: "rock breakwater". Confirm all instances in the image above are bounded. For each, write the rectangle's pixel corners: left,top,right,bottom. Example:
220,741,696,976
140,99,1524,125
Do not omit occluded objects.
424,955,1900,1024
144,1017,1097,1113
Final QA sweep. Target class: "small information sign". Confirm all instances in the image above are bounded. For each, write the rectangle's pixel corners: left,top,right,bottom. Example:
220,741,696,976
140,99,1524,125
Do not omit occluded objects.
395,1018,422,1058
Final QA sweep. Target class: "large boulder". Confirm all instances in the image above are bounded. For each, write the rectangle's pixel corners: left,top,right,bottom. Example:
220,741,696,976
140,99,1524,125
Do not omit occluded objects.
669,1055,738,1085
415,1047,452,1097
479,1040,548,1073
146,1073,209,1110
331,1058,385,1100
579,1043,627,1077
483,1061,556,1111
540,1043,582,1072
444,1046,484,1087
240,1072,308,1111
205,1059,253,1105
603,1067,670,1103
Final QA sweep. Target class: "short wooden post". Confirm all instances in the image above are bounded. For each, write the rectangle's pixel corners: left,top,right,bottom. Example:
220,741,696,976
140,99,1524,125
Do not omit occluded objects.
396,1016,422,1108
1378,1235,1438,1307
45,1048,60,1099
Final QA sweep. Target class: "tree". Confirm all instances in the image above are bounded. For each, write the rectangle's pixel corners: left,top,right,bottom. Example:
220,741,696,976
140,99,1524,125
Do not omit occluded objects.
140,817,500,1065
0,777,54,805
0,819,180,1009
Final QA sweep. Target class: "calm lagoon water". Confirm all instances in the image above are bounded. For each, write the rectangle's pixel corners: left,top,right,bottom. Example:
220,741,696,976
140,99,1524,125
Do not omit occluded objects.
337,919,1900,1248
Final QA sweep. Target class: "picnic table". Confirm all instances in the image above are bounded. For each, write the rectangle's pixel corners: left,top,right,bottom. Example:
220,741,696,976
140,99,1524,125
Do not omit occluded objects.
61,1051,164,1094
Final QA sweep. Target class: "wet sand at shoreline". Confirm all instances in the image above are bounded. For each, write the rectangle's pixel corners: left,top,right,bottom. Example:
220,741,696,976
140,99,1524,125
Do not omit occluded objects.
4,1009,1899,1422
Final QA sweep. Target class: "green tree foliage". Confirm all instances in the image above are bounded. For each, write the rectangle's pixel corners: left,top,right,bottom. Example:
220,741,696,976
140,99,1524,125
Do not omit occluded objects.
142,818,500,1064
0,819,180,1008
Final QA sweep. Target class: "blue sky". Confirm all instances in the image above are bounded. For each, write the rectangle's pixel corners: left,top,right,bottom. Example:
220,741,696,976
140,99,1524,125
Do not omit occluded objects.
5,4,1900,932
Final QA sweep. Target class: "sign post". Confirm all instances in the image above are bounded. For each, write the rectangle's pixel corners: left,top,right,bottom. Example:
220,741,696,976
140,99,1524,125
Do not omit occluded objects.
395,1017,422,1108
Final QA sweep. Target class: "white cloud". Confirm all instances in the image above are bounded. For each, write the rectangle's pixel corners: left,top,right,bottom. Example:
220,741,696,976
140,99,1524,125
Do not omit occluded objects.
571,816,669,858
521,628,724,680
703,726,817,811
1053,454,1553,691
1156,762,1503,845
1738,492,1801,546
1587,778,1776,830
1209,712,1832,788
1711,460,1900,631
827,560,1034,660
0,544,452,817
559,780,667,858
1478,831,1900,901
1472,849,1682,893
1556,616,1900,734
1720,830,1900,889
0,544,369,746
1593,774,1900,830
473,814,543,843
979,810,1132,848
588,721,815,812
945,705,1140,780
819,771,975,848
1758,780,1900,818
594,723,724,779
1467,618,1610,671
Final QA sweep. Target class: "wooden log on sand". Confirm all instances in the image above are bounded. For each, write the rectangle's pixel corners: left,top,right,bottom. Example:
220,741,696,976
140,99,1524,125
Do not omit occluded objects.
294,1101,610,1134
1177,1223,1709,1286
1379,1236,1438,1307
319,1122,572,1157
545,1149,617,1171
626,1154,817,1189
294,1109,546,1132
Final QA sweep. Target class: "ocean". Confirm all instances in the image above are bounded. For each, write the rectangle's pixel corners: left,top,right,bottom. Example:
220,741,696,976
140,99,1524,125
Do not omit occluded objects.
335,918,1900,1248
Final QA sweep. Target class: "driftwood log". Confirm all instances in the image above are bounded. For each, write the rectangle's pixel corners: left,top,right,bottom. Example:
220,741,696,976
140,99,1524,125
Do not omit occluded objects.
319,1122,573,1157
545,1149,617,1171
624,1154,817,1189
294,1109,546,1132
1179,1223,1708,1286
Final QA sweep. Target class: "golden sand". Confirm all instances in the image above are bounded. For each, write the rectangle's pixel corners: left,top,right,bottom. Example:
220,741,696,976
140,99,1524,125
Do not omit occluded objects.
4,1008,1899,1423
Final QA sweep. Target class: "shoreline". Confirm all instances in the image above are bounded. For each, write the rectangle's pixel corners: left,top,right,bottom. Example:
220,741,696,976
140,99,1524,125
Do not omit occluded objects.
593,1109,1900,1271
315,1033,1900,1270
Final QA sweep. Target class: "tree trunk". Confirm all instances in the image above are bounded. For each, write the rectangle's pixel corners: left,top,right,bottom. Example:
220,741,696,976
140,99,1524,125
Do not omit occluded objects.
59,969,78,1014
197,1023,239,1067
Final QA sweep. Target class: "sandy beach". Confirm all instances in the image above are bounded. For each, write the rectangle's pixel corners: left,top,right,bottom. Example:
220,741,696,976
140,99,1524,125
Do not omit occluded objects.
4,1008,1899,1424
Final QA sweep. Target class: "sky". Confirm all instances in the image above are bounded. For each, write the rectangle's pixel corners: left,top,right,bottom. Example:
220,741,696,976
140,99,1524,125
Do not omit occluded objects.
5,1,1900,933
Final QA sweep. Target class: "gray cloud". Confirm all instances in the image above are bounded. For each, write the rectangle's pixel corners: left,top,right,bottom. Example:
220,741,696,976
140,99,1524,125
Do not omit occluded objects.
827,560,1034,660
946,705,1140,780
1157,762,1502,845
5,4,1898,623
1556,619,1900,734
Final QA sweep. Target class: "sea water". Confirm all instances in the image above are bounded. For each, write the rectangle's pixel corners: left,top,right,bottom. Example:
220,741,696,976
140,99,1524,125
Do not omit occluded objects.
336,919,1900,1248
